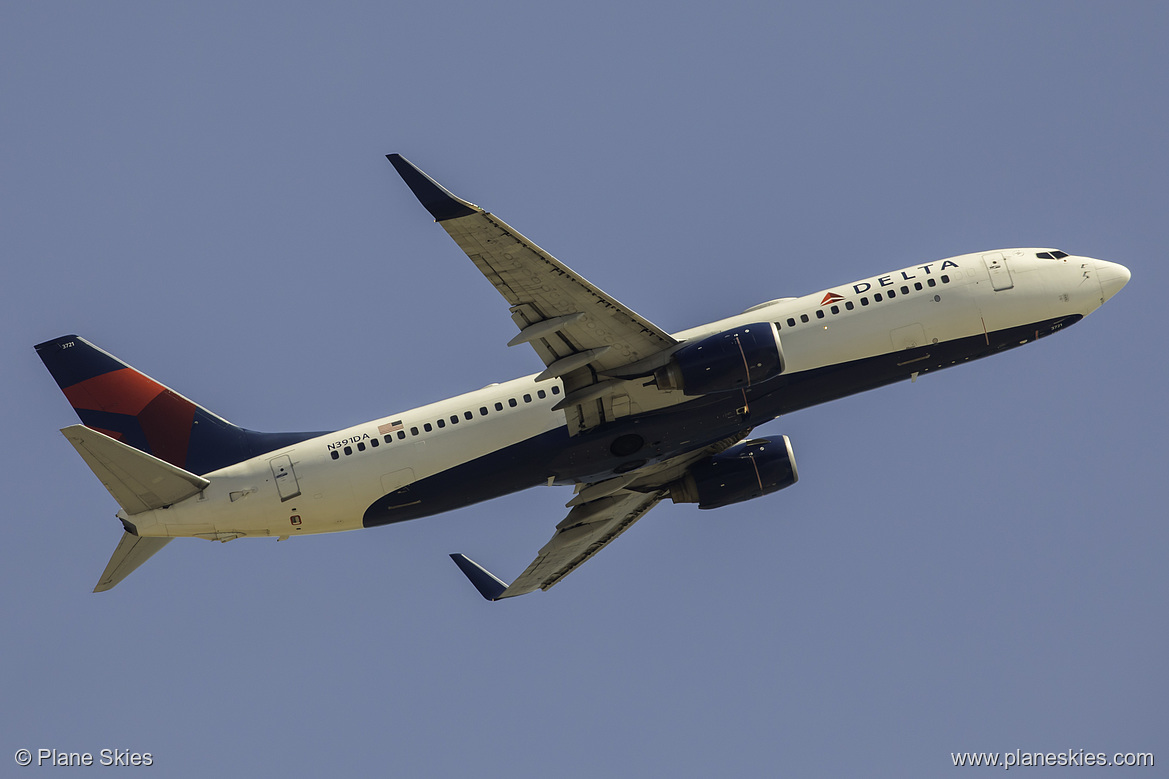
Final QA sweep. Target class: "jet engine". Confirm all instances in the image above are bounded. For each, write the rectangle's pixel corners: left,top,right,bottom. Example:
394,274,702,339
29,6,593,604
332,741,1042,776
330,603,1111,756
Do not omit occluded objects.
654,322,784,396
669,435,798,509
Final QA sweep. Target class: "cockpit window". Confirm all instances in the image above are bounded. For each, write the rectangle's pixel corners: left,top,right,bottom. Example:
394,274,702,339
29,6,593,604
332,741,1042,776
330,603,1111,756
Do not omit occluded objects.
1037,250,1070,260
1051,250,1069,259
1036,252,1054,259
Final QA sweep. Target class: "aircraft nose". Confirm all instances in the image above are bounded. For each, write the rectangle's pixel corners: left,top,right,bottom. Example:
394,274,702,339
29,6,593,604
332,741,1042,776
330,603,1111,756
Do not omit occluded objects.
1095,260,1131,303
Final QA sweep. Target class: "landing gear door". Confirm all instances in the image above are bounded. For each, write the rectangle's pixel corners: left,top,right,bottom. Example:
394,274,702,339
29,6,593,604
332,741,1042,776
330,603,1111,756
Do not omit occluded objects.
270,454,301,502
982,252,1014,291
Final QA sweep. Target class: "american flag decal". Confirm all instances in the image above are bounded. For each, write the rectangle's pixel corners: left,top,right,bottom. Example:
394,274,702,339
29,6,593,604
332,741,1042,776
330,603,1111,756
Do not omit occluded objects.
378,420,404,435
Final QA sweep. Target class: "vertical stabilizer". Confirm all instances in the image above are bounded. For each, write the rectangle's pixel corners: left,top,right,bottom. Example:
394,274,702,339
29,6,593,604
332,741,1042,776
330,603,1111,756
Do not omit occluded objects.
35,335,324,475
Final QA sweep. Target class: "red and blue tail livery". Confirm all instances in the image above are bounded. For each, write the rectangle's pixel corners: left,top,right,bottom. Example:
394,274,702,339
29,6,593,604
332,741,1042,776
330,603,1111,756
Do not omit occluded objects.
36,155,1131,597
36,335,319,476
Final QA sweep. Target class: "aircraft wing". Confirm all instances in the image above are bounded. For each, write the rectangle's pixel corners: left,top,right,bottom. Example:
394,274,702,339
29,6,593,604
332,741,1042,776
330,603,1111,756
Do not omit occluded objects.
452,490,664,600
449,434,748,600
388,154,679,434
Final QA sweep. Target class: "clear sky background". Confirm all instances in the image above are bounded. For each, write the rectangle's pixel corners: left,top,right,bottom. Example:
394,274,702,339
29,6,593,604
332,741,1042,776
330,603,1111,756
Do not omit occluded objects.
3,2,1165,776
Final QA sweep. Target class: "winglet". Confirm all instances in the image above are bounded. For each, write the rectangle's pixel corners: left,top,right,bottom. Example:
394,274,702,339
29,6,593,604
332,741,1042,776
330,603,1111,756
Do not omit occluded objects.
449,553,509,601
387,154,479,221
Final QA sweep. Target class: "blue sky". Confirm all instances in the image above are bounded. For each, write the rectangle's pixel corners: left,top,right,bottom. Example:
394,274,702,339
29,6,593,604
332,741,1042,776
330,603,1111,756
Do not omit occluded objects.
3,2,1165,776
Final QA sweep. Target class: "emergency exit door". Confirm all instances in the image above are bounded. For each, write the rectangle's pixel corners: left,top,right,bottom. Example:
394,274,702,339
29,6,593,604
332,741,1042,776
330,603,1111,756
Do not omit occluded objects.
270,454,301,501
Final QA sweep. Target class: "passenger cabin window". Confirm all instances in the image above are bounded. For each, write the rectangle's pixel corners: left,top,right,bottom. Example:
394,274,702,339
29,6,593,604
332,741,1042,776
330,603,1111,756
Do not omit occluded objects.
800,314,809,323
465,411,473,420
495,402,503,411
357,442,366,451
537,390,546,399
331,450,340,460
509,398,518,407
480,406,489,416
787,317,796,327
551,386,561,395
397,431,406,440
815,309,825,319
845,301,854,310
927,278,937,287
424,423,433,432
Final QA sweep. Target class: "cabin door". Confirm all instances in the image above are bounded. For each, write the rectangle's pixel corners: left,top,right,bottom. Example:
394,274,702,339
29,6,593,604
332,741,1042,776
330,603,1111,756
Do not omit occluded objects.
270,454,301,502
982,252,1014,291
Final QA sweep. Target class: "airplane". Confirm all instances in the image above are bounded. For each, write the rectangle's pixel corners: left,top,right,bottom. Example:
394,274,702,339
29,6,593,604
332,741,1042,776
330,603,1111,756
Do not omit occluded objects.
36,154,1131,600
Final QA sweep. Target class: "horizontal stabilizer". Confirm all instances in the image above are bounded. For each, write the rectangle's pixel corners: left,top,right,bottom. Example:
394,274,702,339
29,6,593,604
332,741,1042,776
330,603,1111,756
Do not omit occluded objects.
449,554,509,601
61,425,209,515
95,532,173,592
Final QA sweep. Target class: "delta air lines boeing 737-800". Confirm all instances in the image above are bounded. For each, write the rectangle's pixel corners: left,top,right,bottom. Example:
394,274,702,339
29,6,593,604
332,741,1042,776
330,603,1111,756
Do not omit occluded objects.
36,155,1131,599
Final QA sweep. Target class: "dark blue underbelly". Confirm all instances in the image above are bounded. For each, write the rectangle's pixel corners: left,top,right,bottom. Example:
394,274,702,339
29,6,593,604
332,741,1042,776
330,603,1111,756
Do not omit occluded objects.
362,314,1080,528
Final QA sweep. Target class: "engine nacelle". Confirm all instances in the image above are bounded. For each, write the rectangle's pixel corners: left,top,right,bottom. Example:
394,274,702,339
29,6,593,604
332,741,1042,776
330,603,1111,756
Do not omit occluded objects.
655,322,784,396
669,435,799,510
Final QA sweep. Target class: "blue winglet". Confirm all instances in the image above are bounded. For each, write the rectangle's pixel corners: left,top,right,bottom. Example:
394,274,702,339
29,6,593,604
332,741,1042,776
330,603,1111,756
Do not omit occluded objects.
449,554,509,601
387,154,479,222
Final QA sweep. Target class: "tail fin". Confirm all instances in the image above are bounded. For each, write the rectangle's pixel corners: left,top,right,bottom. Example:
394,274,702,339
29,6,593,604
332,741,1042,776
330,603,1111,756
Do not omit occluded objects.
60,424,207,592
36,335,323,475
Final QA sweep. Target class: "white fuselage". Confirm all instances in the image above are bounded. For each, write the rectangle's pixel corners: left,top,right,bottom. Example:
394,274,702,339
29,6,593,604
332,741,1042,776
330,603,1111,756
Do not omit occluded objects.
124,249,1124,542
